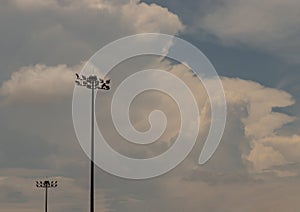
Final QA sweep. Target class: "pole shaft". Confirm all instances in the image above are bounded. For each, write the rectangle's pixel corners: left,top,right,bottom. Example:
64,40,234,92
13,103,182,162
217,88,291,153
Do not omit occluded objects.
90,85,95,212
45,186,48,212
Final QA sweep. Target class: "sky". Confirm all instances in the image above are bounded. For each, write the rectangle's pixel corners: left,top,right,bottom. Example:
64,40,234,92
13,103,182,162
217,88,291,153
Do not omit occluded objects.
0,0,300,211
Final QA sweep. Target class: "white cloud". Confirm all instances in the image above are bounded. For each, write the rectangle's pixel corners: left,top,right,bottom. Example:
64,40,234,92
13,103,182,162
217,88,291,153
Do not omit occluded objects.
10,0,183,35
121,0,184,34
4,0,300,210
1,59,300,210
1,61,298,176
0,64,80,104
245,135,300,174
0,0,184,77
222,77,295,139
221,77,300,174
200,0,300,62
246,142,287,172
262,135,300,162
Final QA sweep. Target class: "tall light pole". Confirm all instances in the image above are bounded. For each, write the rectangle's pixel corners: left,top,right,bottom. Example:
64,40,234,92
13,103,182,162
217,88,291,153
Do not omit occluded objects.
36,180,58,212
75,73,110,212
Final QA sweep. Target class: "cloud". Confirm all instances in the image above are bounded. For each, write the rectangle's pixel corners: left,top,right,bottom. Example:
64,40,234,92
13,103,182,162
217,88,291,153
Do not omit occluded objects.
200,0,300,62
222,77,295,139
246,142,288,172
1,58,300,210
221,77,299,174
0,0,184,81
262,135,300,162
0,129,56,169
0,64,79,104
121,0,184,34
245,135,300,175
0,175,108,212
2,0,300,211
10,0,184,34
150,175,300,212
1,60,298,175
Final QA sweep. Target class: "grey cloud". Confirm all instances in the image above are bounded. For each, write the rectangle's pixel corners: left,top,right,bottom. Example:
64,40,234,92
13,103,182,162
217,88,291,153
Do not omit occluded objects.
182,170,263,185
0,0,183,84
199,0,300,62
0,126,56,169
0,185,28,203
0,1,299,208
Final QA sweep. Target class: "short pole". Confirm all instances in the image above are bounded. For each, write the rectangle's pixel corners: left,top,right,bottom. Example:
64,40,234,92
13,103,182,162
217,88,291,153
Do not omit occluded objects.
36,180,58,212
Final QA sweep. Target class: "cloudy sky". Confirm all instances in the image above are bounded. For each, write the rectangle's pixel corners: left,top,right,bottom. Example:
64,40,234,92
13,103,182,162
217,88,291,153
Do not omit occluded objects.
1,0,300,211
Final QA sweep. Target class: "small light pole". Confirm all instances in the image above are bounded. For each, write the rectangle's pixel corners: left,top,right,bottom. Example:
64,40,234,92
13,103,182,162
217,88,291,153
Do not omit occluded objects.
75,73,110,212
36,180,58,212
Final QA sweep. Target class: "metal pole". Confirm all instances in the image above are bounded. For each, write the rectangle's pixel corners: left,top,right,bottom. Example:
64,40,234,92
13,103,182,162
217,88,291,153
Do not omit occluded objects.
75,74,111,212
36,180,57,212
45,185,48,212
90,83,95,212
